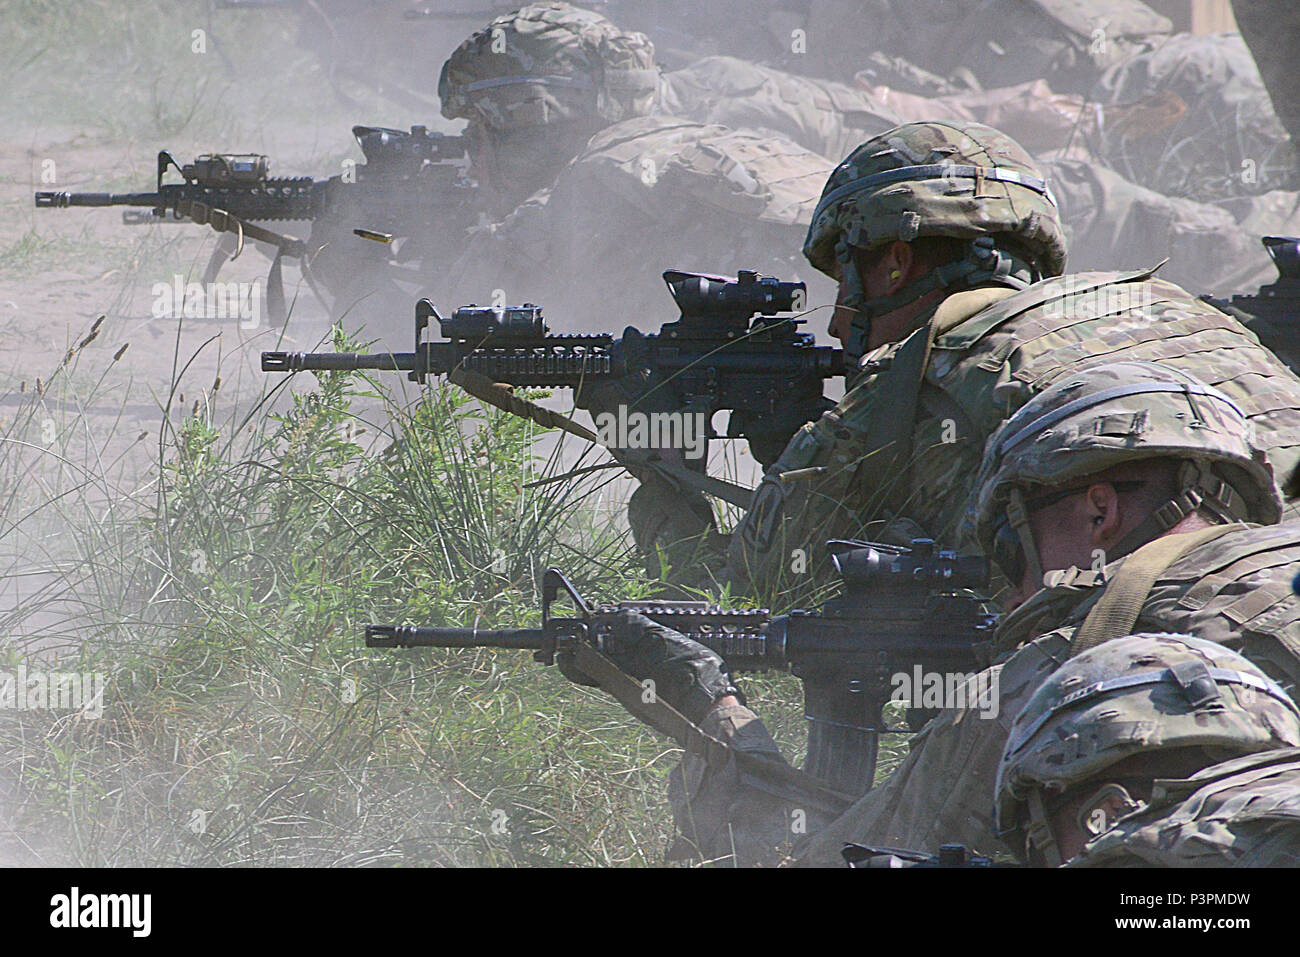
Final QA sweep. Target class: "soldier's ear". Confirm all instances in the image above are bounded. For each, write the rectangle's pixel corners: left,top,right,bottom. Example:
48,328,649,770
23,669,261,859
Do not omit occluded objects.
885,241,915,295
1085,483,1124,546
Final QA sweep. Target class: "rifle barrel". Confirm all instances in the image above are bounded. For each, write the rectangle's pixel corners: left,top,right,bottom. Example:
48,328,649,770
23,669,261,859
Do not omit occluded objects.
35,190,162,208
261,351,420,373
366,625,547,649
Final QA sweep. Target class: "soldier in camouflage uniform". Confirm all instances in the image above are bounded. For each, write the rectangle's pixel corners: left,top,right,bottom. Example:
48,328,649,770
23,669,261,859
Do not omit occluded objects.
995,633,1300,867
438,2,838,325
659,55,1282,294
732,0,1174,92
794,2,1291,197
795,360,1300,862
563,360,1300,865
662,53,1120,159
725,121,1300,602
1088,29,1296,199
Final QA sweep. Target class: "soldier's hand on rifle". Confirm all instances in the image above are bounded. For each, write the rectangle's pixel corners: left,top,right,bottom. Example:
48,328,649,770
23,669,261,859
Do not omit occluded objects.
556,610,743,725
627,478,726,583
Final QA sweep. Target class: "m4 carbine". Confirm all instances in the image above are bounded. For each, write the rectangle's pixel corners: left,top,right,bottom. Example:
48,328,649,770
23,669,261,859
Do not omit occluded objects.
34,124,469,227
366,539,998,797
1207,236,1300,373
35,125,476,321
262,269,844,469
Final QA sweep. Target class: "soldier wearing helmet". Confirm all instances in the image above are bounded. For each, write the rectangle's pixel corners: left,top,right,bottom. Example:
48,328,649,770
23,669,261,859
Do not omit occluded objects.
439,1,659,217
790,361,1300,863
438,3,837,326
601,360,1300,865
969,360,1281,607
725,120,1300,602
995,633,1300,867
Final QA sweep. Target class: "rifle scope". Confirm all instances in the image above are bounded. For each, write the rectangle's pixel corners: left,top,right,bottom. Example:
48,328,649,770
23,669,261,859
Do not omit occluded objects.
829,539,988,591
664,269,805,318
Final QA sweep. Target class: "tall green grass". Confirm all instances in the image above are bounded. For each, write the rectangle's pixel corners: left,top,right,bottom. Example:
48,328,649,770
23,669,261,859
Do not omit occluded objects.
0,320,876,865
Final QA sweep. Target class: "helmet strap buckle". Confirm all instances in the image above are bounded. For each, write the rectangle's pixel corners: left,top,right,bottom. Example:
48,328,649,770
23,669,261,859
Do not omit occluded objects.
1006,488,1044,588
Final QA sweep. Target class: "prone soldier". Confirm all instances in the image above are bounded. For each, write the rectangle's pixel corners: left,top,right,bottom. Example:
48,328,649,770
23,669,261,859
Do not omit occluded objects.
556,360,1300,865
437,2,838,324
995,633,1300,867
722,121,1300,602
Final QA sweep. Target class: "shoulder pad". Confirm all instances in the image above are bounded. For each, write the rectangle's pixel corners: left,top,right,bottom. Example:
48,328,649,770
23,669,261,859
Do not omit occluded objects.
932,266,1162,353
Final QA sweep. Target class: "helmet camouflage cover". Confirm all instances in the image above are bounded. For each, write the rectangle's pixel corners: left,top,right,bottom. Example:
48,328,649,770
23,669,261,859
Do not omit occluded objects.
439,1,658,132
968,360,1282,580
803,121,1068,281
995,632,1300,861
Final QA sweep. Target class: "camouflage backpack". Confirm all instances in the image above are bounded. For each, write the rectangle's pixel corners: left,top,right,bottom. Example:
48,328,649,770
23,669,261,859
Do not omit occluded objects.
570,114,833,228
660,55,907,163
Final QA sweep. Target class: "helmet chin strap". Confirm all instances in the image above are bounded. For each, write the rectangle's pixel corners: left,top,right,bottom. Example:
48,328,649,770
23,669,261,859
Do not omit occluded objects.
1025,788,1065,868
1006,487,1046,589
837,236,1041,366
1108,461,1250,559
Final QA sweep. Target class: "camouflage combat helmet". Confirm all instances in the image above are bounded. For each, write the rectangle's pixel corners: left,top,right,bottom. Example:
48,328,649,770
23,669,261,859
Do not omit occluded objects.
968,360,1282,586
439,2,658,132
804,122,1067,359
995,633,1300,865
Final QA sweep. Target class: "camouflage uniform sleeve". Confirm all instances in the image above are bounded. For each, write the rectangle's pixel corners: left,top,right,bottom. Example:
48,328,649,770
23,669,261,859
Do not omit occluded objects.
667,702,835,866
443,187,555,305
724,378,882,599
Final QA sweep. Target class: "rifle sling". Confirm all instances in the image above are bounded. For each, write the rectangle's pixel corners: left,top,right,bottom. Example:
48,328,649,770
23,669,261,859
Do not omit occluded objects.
447,368,755,508
1069,525,1239,658
571,642,855,817
174,200,307,326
